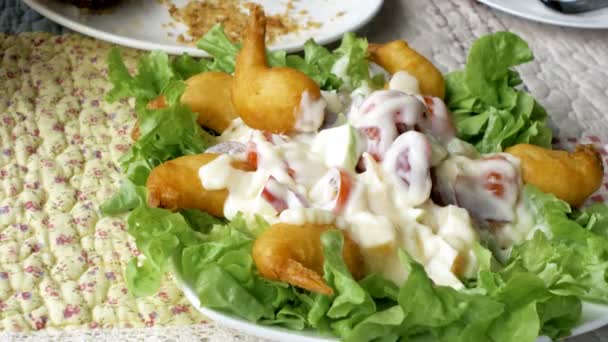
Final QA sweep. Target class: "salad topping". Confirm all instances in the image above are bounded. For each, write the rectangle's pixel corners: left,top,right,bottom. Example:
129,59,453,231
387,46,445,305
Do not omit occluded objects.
199,72,527,289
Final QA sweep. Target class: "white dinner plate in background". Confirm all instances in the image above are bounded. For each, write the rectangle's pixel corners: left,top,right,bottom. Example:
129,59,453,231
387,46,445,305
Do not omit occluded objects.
22,0,384,56
478,0,608,29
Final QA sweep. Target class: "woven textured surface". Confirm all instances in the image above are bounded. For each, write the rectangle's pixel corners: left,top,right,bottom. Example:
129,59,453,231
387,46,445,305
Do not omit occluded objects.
0,0,65,34
2,0,608,340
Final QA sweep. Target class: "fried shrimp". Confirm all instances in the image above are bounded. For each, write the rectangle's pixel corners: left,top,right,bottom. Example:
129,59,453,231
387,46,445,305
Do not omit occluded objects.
506,144,604,207
146,153,251,217
232,5,323,134
252,223,364,295
131,71,238,140
369,40,445,99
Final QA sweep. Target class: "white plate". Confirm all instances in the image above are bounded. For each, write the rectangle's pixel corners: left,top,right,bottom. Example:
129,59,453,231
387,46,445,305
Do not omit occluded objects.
178,273,608,342
478,0,608,29
22,0,383,57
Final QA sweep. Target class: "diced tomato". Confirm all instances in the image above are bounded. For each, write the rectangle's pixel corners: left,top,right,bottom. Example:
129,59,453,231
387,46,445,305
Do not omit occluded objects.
261,176,288,213
246,142,258,170
334,169,352,214
484,171,505,197
312,168,353,214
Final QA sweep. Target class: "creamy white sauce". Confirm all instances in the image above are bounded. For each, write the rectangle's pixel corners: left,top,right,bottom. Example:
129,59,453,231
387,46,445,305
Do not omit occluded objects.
294,91,326,133
321,90,348,115
388,70,421,95
198,87,536,290
434,154,522,222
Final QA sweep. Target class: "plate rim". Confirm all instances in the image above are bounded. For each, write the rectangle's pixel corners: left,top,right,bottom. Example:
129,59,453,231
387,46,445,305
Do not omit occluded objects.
478,0,608,29
22,0,384,56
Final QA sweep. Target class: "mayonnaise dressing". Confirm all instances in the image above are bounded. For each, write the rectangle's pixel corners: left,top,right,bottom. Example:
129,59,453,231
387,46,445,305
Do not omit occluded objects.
198,83,535,290
388,70,421,95
294,91,326,133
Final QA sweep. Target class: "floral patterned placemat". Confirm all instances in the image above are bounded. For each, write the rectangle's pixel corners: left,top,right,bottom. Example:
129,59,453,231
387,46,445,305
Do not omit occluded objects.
0,32,205,332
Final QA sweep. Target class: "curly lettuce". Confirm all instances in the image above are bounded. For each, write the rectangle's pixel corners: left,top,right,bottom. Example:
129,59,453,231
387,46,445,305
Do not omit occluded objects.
105,49,215,185
445,32,553,153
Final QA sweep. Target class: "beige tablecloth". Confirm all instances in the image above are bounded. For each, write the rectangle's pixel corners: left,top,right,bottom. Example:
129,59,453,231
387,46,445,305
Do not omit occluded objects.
2,0,607,341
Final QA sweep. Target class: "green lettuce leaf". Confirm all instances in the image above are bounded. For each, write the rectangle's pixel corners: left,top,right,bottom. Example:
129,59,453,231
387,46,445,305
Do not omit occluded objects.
106,49,179,107
119,103,214,185
445,32,552,153
171,54,211,79
196,25,242,73
105,50,215,186
195,26,379,91
126,258,162,297
99,179,147,215
509,186,608,303
574,203,608,238
123,203,204,296
286,39,342,90
465,32,533,108
331,32,382,90
196,24,287,72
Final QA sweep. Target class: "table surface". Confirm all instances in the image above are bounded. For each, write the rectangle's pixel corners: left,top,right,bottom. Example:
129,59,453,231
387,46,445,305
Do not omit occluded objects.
2,0,608,341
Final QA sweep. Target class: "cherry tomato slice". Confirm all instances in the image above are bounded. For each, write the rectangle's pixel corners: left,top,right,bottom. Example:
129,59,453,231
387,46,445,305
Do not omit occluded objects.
261,176,288,213
246,142,258,170
311,168,353,214
334,169,352,214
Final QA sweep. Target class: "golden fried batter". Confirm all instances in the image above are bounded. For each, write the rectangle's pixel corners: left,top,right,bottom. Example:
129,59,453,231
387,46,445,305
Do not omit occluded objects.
506,144,604,207
232,5,322,133
253,223,364,295
131,71,238,140
181,71,239,132
146,153,252,217
369,40,445,99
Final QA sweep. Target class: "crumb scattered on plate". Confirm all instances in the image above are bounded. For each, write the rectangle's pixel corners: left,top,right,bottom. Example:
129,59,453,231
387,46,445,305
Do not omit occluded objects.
159,0,321,45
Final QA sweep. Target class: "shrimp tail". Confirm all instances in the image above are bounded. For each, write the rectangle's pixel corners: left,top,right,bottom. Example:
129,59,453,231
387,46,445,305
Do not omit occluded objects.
368,43,383,58
282,259,334,295
240,4,267,69
253,223,363,295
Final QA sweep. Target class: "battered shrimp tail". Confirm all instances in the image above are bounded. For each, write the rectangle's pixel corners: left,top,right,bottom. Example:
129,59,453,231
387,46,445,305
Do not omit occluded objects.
253,223,364,295
232,5,323,133
283,259,334,295
240,5,267,69
368,43,383,58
